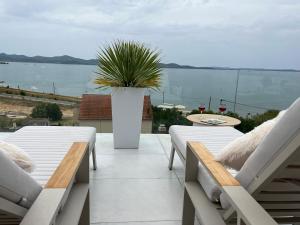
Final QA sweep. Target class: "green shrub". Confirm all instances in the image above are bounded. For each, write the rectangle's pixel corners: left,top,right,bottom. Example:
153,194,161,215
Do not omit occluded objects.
0,117,11,128
31,103,63,121
224,110,279,133
152,106,280,134
152,106,191,133
252,110,279,126
189,109,214,115
47,103,63,121
31,103,48,118
20,90,26,96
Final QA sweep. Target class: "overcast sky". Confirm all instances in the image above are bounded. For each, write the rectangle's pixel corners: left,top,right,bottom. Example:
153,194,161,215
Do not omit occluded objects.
0,0,299,69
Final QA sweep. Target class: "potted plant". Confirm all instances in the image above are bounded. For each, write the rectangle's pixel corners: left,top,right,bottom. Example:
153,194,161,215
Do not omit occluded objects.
95,40,162,148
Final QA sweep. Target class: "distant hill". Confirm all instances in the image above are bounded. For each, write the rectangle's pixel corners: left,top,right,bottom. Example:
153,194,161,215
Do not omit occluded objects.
0,53,97,65
0,53,196,68
0,53,299,71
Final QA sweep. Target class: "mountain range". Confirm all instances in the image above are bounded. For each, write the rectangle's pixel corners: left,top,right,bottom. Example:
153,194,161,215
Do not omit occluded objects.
0,53,299,71
0,53,201,69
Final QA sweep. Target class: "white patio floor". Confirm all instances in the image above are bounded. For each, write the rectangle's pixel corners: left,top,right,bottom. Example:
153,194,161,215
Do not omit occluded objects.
90,133,186,225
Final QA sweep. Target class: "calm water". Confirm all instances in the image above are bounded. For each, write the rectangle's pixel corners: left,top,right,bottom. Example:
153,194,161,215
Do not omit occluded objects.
1,62,300,115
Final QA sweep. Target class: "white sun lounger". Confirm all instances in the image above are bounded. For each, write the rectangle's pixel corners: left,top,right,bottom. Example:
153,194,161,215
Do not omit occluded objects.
0,126,97,225
182,98,300,225
169,125,243,201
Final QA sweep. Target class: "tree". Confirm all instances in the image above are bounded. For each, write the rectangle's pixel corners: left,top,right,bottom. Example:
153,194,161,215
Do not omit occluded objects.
31,103,63,121
31,103,48,118
46,103,63,121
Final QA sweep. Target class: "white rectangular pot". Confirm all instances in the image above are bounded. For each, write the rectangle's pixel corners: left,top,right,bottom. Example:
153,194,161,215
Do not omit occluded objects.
111,87,145,149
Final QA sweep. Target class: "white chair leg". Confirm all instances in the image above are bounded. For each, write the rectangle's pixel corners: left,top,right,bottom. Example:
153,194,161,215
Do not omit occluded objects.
92,147,97,170
168,144,175,170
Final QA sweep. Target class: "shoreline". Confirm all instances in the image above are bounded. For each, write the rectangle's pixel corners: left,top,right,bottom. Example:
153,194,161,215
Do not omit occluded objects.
0,86,81,103
1,60,299,72
4,61,300,72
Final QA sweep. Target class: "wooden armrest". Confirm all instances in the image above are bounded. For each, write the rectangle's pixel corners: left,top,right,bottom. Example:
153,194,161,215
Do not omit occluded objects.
45,142,88,188
187,141,240,186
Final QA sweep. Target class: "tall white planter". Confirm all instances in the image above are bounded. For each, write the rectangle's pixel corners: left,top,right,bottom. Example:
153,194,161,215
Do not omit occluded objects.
111,87,145,149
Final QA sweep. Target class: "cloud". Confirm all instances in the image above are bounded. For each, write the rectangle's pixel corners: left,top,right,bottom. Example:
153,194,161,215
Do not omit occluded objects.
0,0,299,68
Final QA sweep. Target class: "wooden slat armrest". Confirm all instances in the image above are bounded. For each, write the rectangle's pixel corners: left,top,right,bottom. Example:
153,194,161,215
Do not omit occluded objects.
187,141,240,186
45,142,88,188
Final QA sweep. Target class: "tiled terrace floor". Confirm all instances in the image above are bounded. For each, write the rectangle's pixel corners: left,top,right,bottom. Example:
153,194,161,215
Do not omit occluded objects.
90,133,186,225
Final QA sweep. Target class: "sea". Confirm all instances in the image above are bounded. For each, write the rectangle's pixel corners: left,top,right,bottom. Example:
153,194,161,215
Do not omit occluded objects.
1,62,300,116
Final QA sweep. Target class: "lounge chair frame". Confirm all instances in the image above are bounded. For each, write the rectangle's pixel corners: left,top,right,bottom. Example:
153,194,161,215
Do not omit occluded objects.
0,142,91,225
182,136,300,225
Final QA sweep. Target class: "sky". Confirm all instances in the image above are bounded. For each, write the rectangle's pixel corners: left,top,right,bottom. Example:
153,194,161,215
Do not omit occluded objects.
0,0,299,69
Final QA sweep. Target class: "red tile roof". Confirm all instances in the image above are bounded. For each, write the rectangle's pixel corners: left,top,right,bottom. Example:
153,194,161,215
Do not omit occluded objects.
79,94,152,120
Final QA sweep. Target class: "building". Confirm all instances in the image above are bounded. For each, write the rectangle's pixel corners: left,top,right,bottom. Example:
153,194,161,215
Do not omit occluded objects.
79,94,153,133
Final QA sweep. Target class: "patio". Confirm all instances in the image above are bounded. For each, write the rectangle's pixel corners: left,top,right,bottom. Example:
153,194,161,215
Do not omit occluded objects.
0,132,192,225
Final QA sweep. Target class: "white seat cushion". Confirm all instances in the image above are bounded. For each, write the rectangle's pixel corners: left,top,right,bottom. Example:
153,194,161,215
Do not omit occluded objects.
4,126,96,186
169,125,243,201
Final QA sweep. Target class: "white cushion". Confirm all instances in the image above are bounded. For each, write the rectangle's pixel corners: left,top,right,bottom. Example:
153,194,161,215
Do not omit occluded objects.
4,126,96,186
215,110,286,171
169,125,243,201
169,125,243,158
0,150,42,208
0,140,35,173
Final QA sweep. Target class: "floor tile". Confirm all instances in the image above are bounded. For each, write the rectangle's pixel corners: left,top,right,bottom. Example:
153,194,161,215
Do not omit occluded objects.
95,134,165,155
90,179,184,223
91,154,177,179
156,134,172,156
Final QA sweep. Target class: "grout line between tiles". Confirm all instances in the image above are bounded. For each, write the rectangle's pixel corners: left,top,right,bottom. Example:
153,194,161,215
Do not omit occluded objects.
155,134,184,186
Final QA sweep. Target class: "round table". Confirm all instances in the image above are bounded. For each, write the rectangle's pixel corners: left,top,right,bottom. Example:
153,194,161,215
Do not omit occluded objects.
187,114,241,127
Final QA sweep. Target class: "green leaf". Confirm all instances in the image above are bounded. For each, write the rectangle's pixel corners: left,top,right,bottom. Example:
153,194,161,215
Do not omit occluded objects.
95,40,162,89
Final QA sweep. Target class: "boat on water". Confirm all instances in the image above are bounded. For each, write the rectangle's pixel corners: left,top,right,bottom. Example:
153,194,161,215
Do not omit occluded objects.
0,61,9,64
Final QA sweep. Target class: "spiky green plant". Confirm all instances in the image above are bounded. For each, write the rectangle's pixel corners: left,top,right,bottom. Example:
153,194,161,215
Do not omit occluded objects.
95,40,162,89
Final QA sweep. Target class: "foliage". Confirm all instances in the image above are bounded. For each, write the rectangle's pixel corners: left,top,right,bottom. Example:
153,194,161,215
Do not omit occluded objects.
189,109,214,115
31,103,48,118
95,40,162,89
152,107,280,134
47,103,63,121
0,117,11,129
31,103,63,121
152,106,191,133
20,90,26,96
251,110,279,125
225,110,279,133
